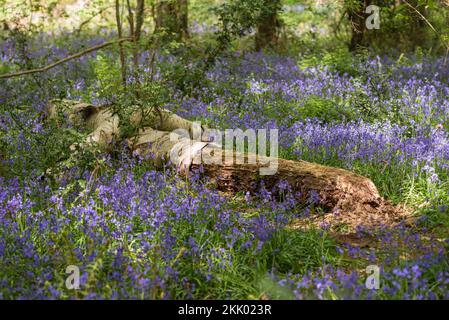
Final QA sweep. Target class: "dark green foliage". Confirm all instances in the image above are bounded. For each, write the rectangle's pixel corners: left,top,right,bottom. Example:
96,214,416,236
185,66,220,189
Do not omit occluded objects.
298,95,356,123
267,229,341,275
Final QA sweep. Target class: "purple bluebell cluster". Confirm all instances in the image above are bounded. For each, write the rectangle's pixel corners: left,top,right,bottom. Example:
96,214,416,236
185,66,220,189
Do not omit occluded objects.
0,153,300,299
1,33,449,299
276,226,449,300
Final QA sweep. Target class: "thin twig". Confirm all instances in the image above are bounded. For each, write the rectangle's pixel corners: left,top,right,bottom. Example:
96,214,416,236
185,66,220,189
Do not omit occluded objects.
76,5,114,35
402,0,449,54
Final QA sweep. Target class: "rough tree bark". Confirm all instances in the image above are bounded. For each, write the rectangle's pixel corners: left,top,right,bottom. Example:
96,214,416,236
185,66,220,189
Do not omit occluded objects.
154,0,189,41
255,0,281,51
46,100,406,223
115,0,127,86
346,0,371,51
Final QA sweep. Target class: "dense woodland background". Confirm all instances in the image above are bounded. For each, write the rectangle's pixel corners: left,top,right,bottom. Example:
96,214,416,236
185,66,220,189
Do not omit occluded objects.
1,0,449,299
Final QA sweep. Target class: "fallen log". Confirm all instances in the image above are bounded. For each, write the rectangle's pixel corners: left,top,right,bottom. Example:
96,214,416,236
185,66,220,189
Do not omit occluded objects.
46,99,408,223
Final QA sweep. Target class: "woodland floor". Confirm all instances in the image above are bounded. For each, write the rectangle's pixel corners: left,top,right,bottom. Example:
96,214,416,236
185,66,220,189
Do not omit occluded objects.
1,12,449,299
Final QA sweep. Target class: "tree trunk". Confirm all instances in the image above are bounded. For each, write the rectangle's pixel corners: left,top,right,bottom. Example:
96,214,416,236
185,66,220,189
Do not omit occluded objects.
154,0,189,41
255,0,281,51
115,0,127,86
46,100,406,221
346,0,370,51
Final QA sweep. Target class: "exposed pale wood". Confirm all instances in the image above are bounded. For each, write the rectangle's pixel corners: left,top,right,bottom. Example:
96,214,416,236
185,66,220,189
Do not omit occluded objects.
46,99,407,219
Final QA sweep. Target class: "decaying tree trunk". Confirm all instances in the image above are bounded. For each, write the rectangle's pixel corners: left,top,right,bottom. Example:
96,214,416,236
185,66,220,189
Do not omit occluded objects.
46,100,407,222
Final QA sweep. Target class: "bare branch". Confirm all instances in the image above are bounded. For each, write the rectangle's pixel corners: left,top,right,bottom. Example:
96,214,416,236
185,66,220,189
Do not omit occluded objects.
402,0,449,55
0,38,133,80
